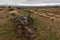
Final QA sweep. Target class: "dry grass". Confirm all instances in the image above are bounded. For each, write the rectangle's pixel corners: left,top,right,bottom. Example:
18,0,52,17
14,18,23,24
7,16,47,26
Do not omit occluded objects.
0,7,60,40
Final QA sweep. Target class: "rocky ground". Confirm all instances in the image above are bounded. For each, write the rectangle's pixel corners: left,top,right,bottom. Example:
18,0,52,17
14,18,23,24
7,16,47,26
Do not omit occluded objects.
0,7,60,40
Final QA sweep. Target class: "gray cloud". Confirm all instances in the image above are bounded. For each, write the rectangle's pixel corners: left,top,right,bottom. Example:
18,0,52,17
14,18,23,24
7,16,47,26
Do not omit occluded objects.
0,0,60,4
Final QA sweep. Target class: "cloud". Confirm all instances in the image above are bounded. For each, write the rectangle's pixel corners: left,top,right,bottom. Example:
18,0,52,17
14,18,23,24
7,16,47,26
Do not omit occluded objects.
0,0,60,4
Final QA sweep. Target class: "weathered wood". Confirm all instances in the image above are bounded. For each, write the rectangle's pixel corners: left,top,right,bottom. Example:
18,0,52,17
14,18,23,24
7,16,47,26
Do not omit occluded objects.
11,13,37,40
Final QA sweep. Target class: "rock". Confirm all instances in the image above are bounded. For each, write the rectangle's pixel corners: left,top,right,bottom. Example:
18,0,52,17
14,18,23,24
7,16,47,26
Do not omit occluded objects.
9,10,18,15
47,13,55,16
0,7,4,11
50,17,56,21
55,15,60,18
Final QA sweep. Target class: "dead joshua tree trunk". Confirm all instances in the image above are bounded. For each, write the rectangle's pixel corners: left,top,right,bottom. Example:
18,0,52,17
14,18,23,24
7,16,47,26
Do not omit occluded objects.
10,12,37,40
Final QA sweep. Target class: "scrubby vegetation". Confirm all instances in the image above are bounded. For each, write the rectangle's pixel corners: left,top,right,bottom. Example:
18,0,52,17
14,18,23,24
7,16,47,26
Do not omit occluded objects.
0,7,60,40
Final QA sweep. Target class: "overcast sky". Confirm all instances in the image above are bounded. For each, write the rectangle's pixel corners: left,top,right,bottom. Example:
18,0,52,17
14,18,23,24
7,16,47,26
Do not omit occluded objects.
0,0,60,4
